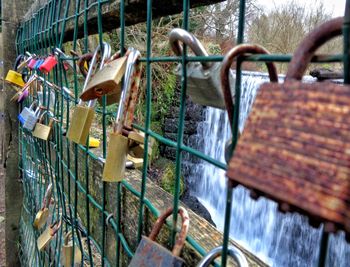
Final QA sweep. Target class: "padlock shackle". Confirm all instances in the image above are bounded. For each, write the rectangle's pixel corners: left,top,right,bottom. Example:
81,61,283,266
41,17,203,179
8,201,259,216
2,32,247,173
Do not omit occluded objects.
77,42,111,106
169,28,212,69
14,54,24,71
197,246,249,267
77,53,93,78
148,207,189,257
220,44,278,127
41,183,53,209
286,17,343,81
114,48,141,134
35,74,75,98
49,219,62,236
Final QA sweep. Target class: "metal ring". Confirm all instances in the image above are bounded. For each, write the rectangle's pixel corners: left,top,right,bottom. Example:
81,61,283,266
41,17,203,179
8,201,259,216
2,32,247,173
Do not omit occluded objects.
169,28,212,69
197,246,249,267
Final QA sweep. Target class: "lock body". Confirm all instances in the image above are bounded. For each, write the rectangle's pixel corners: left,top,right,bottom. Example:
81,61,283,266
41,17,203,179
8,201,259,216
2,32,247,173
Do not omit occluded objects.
129,236,184,267
127,154,144,168
18,108,35,125
175,62,235,109
102,133,128,182
28,58,37,69
81,56,127,101
33,123,52,140
23,113,39,131
37,227,53,251
33,208,49,229
5,70,25,87
61,244,82,266
67,105,95,145
39,55,58,73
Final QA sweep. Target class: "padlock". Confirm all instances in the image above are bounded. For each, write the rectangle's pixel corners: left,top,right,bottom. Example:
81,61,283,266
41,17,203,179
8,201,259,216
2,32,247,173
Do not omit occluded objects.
66,42,111,145
34,58,44,70
23,106,45,131
127,130,154,158
10,74,37,103
226,17,350,233
127,154,144,169
39,55,58,73
61,231,82,266
80,50,128,102
33,112,58,141
5,54,26,88
197,246,248,267
54,47,75,70
27,58,37,69
218,44,278,162
33,183,53,229
17,88,29,103
128,207,189,267
18,101,37,125
37,219,62,251
169,28,236,109
17,52,35,71
102,48,141,182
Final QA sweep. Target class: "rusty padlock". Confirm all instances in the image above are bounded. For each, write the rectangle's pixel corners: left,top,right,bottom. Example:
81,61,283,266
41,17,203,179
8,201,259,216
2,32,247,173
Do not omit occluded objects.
33,183,53,229
218,44,278,162
37,219,62,251
32,112,58,140
102,48,141,182
61,230,82,266
66,42,111,145
80,49,128,102
169,28,235,109
39,54,58,73
197,246,248,267
129,207,189,267
225,17,350,233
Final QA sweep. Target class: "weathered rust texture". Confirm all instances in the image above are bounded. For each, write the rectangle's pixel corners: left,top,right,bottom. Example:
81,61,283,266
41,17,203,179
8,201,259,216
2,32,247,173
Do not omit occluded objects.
227,17,350,234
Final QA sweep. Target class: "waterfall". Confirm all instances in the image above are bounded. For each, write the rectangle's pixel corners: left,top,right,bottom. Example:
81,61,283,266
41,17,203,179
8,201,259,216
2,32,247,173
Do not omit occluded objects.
187,72,350,266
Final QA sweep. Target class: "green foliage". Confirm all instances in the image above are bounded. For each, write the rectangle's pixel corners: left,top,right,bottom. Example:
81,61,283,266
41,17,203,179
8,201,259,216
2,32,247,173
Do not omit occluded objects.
160,161,185,196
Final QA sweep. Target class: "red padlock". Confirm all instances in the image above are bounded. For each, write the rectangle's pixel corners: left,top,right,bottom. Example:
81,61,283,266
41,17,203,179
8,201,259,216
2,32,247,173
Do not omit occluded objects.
28,58,38,70
39,55,58,73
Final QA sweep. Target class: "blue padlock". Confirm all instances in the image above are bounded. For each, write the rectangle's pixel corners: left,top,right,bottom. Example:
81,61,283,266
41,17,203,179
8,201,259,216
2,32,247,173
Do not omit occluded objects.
34,59,44,70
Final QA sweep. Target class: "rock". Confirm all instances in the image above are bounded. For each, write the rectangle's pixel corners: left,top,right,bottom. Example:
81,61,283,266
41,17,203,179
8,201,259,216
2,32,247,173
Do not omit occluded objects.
181,191,216,226
0,216,4,224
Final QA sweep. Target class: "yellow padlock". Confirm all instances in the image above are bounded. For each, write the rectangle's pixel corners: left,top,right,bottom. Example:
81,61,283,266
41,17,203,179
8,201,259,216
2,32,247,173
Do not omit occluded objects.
5,70,25,87
33,183,53,229
103,48,142,182
37,220,61,251
33,112,58,141
67,42,111,145
61,231,82,266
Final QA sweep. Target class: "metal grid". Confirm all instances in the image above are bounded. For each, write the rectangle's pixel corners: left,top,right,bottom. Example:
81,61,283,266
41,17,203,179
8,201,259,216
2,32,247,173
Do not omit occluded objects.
15,0,350,266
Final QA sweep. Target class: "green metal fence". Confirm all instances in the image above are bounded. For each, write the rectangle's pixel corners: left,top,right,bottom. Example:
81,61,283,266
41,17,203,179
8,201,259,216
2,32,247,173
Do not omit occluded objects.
15,0,350,266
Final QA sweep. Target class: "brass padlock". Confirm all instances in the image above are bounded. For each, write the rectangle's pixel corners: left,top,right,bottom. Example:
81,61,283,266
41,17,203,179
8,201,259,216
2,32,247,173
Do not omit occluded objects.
128,130,154,159
37,219,61,251
169,28,235,109
33,183,53,229
128,207,189,267
127,154,144,169
102,48,141,182
61,231,82,266
67,42,111,145
80,50,128,102
197,246,248,267
33,112,58,141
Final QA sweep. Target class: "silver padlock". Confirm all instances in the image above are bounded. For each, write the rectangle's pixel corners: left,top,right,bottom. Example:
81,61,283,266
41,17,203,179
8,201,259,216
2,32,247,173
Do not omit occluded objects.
169,28,235,109
197,246,249,267
23,106,44,131
18,101,37,125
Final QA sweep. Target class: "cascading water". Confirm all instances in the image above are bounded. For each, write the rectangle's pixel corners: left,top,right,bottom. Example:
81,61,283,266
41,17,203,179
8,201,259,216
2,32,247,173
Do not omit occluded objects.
187,72,350,266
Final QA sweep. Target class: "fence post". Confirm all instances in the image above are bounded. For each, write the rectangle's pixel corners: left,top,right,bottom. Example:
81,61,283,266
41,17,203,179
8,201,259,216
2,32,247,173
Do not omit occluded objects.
1,0,35,265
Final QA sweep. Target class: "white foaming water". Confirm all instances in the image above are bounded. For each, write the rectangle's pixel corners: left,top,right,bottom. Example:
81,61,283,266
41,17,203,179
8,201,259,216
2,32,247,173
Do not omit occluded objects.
187,73,350,266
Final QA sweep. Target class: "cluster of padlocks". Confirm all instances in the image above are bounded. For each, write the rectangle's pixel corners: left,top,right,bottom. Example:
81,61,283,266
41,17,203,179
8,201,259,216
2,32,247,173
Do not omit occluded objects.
9,16,350,265
5,26,258,266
